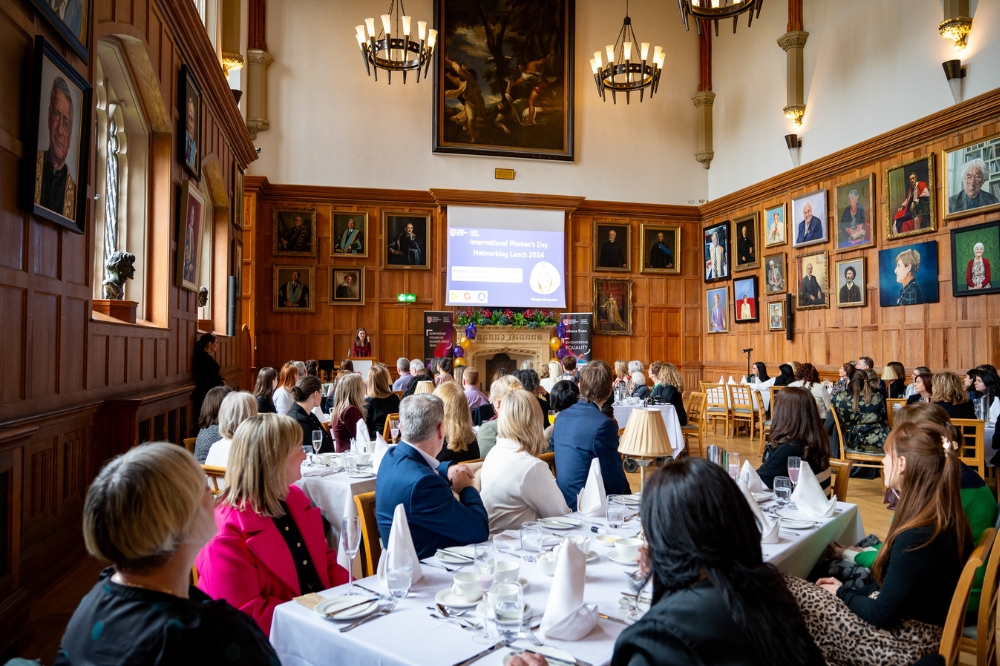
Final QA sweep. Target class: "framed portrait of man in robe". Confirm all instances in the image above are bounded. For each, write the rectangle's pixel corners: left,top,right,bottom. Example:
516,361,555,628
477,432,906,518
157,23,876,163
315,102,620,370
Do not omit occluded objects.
176,181,204,292
594,222,630,272
330,268,365,305
639,224,681,275
593,278,632,336
943,134,1000,221
834,175,875,251
733,212,760,272
273,265,315,313
794,249,830,310
331,213,368,257
885,155,936,241
272,205,318,257
383,212,431,270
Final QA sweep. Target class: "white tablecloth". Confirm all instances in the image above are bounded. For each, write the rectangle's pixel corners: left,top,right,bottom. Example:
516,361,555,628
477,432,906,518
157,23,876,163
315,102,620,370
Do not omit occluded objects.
270,503,864,666
295,469,377,577
611,404,685,457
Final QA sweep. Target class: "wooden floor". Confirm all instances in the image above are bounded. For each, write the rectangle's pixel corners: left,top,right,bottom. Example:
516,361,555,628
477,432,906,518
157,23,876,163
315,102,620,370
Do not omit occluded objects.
14,431,893,664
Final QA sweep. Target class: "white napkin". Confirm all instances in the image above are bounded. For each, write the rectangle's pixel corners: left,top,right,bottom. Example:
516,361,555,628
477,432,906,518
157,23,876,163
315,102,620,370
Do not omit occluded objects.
576,459,607,517
311,406,327,422
727,376,736,384
718,375,725,384
740,375,747,384
376,504,423,586
739,460,765,493
791,464,837,517
300,465,338,478
540,541,598,640
736,478,779,544
372,433,390,473
355,419,371,453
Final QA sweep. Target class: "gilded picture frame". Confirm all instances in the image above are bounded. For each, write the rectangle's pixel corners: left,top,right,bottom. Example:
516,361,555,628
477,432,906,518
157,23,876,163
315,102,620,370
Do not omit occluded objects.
330,268,365,305
176,180,204,293
790,189,829,249
593,221,631,272
951,220,1000,297
383,212,432,270
639,223,681,275
706,285,730,334
834,174,876,252
732,212,760,272
593,278,632,336
943,132,1000,221
763,203,787,248
885,154,937,241
767,300,785,331
272,204,318,257
273,265,315,313
794,249,830,310
703,221,730,283
331,212,369,258
834,257,867,308
733,275,760,323
763,251,787,296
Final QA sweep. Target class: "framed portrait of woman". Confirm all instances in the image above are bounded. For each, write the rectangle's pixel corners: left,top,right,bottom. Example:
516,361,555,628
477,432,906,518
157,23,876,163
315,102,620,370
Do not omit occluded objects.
763,203,786,248
834,174,875,251
951,220,1000,297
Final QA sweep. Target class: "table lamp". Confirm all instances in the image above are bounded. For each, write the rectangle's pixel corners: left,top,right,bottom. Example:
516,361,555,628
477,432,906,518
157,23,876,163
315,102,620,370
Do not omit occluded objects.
618,408,674,491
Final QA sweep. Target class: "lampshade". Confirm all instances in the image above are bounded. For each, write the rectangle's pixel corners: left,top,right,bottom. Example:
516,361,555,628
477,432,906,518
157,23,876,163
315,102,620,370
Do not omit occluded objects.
414,380,435,395
618,409,673,459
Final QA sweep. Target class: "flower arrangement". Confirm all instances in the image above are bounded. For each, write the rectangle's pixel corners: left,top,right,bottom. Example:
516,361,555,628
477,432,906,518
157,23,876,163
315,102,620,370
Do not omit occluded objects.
456,308,559,329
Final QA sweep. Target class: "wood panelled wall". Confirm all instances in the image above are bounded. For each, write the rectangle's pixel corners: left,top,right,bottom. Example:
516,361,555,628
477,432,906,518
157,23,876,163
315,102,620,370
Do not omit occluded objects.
0,0,254,655
699,87,1000,381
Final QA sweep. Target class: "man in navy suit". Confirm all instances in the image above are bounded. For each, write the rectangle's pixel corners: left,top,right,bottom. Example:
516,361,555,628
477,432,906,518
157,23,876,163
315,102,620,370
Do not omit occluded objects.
375,394,489,559
795,202,824,245
551,360,631,510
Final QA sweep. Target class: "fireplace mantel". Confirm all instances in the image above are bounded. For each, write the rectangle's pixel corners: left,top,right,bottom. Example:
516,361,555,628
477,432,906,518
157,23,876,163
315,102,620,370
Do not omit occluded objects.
467,327,554,386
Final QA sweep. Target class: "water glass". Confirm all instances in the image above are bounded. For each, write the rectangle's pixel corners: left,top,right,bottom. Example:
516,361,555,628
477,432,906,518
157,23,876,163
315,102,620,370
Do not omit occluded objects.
344,452,358,474
706,445,724,468
727,452,740,479
472,542,498,644
607,495,625,528
774,476,793,507
492,583,524,641
386,549,412,598
787,456,802,486
520,522,544,562
311,430,323,455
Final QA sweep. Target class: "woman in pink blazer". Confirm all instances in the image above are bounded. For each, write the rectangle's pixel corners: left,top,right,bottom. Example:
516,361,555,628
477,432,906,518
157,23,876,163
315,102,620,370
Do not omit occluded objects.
196,413,349,636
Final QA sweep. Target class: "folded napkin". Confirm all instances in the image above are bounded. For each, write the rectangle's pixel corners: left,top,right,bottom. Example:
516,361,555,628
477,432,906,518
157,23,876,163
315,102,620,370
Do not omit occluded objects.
311,406,329,422
739,460,765,493
376,504,423,586
736,478,779,544
355,419,371,453
372,433,390,473
576,459,607,517
718,375,725,384
740,375,747,384
727,376,736,384
540,540,598,640
791,463,837,517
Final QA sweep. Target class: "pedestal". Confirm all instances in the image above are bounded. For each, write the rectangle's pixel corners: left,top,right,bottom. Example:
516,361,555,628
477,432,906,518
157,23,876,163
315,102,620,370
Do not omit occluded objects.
92,299,138,324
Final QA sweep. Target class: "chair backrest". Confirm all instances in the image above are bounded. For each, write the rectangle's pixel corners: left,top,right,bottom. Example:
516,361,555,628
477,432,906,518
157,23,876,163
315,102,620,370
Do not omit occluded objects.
471,403,496,426
941,528,996,665
686,392,704,423
977,524,1000,666
828,459,853,502
886,398,906,429
952,418,986,478
183,437,197,454
830,406,846,460
702,384,728,410
768,385,784,416
539,451,556,477
392,390,404,399
729,385,753,412
353,491,381,578
382,413,400,443
202,464,226,496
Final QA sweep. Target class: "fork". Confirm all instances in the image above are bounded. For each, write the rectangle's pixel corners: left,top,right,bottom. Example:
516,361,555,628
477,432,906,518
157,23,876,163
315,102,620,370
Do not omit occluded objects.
339,598,398,632
421,561,464,573
524,626,544,647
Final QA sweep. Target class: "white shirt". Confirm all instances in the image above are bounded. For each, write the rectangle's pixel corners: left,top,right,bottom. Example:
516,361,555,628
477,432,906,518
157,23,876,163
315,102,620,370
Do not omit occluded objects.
403,441,443,475
480,438,570,534
788,381,833,419
205,438,232,467
539,377,557,393
273,387,293,415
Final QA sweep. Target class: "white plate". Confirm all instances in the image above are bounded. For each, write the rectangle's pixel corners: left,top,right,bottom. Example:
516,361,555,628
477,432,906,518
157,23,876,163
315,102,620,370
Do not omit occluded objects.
585,551,599,563
751,491,774,503
436,547,475,564
538,517,582,530
435,588,481,608
778,518,815,530
477,600,532,619
621,494,642,506
315,595,380,621
618,596,651,612
595,535,618,548
348,472,376,479
608,551,640,567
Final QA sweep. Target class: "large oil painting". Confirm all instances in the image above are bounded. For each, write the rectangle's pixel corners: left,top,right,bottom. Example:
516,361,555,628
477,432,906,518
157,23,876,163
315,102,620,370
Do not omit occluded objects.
434,0,575,160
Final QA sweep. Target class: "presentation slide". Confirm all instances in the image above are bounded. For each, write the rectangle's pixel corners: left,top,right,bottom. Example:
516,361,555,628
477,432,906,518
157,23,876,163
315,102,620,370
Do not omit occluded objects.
446,206,566,308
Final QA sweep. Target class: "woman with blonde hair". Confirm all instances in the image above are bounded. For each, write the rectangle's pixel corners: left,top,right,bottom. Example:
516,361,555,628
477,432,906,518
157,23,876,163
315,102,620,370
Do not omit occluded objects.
56,443,278,664
364,363,400,439
273,362,299,415
477,375,525,458
205,391,258,467
541,360,562,392
196,414,349,636
650,362,688,425
931,371,976,419
480,389,569,532
613,359,630,389
331,372,366,452
433,380,480,463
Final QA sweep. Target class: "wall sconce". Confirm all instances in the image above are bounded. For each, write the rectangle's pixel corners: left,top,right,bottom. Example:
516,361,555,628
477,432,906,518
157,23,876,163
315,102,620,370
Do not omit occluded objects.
942,59,966,105
785,133,802,168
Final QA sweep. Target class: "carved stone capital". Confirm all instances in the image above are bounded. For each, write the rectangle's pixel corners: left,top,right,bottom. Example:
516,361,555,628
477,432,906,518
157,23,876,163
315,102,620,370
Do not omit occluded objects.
222,52,245,78
247,49,274,68
691,91,716,108
777,30,809,52
695,151,715,169
246,117,270,139
939,17,973,50
783,104,806,126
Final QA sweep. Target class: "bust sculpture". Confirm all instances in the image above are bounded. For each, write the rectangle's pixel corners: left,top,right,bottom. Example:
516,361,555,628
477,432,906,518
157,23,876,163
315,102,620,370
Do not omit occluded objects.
102,251,136,300
198,286,209,307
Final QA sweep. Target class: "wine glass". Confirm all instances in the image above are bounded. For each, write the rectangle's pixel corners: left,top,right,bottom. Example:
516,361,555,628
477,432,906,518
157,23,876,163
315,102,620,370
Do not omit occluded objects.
386,549,412,598
624,569,651,622
548,410,556,426
472,541,498,645
787,456,802,486
390,420,400,443
311,430,323,455
727,452,740,479
607,495,625,528
341,515,361,594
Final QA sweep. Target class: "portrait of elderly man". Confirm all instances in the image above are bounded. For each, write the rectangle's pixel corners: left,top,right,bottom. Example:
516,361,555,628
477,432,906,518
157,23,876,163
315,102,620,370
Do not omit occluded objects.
35,76,77,220
334,272,358,299
795,202,824,245
950,158,1000,214
799,262,824,307
279,215,311,253
705,230,727,280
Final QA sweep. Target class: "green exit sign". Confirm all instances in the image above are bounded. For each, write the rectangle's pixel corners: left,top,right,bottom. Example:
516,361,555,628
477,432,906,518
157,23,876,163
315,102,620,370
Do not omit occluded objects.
397,293,416,303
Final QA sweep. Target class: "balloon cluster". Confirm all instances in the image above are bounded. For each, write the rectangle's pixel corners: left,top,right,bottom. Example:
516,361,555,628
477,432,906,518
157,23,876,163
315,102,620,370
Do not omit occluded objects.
550,319,570,359
452,335,472,366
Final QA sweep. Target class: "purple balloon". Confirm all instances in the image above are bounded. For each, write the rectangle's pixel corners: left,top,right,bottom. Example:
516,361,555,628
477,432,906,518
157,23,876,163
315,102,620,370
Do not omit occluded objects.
466,323,477,340
556,347,569,360
555,322,566,338
453,346,464,358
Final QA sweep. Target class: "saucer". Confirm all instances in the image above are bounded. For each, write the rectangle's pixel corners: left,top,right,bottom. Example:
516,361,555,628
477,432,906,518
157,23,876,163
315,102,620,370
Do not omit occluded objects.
315,595,380,621
585,551,599,563
595,534,618,548
608,552,640,567
347,471,376,479
778,518,814,530
435,588,481,608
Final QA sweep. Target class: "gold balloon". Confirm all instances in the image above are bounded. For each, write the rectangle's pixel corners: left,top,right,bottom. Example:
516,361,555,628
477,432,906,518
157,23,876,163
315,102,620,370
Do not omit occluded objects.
454,357,467,367
549,336,562,352
459,336,471,350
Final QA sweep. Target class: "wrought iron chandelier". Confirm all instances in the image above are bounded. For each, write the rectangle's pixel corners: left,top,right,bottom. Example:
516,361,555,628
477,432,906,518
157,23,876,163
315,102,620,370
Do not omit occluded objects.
677,0,765,35
355,0,436,84
589,2,664,104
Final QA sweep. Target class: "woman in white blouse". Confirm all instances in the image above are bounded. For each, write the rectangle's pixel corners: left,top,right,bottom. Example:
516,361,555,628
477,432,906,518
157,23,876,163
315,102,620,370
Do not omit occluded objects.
205,391,258,467
480,390,570,533
787,362,833,420
272,362,299,416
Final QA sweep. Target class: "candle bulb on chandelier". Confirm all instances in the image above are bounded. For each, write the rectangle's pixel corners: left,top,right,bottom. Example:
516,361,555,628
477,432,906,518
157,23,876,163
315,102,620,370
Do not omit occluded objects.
402,16,411,36
355,25,366,43
640,42,650,62
589,58,598,74
427,29,437,48
418,21,427,41
365,17,376,39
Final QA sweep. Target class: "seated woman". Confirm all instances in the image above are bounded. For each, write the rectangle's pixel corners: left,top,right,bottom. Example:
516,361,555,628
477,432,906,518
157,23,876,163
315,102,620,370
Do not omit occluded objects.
884,361,907,399
649,363,687,426
749,361,770,384
613,359,630,391
477,375,524,458
364,363,401,440
544,379,579,444
434,357,455,386
205,391,258,467
905,366,932,399
610,457,824,666
756,387,830,491
832,370,889,455
906,371,934,405
786,421,972,665
331,373,367,452
272,362,299,416
55,443,278,665
788,362,833,420
286,375,335,454
196,414,349,636
828,362,856,396
193,386,232,463
481,389,570,532
630,371,650,400
253,366,278,414
434,380,481,463
931,371,976,419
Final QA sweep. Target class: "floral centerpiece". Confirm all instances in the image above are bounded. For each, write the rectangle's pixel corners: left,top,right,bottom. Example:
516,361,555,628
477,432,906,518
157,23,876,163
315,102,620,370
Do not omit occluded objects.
456,308,559,329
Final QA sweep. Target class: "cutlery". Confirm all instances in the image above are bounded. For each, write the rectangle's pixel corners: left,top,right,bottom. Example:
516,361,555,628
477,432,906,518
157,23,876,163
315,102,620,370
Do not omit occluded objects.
779,530,802,538
431,604,469,617
339,598,397,632
541,519,579,528
438,548,475,562
524,627,544,647
451,641,512,666
421,560,464,573
599,613,628,625
509,647,591,666
324,597,379,618
355,584,391,600
429,613,483,630
434,605,480,629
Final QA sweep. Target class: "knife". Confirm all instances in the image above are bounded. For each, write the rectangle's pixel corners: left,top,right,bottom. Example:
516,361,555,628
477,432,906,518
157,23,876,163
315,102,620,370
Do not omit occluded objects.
599,613,628,625
509,647,591,666
438,548,474,562
324,597,379,617
355,584,391,600
451,641,510,666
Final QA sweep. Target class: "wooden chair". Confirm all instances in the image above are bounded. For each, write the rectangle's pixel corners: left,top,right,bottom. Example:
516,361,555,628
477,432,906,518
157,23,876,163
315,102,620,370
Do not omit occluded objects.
886,398,906,429
828,459,853,502
353,491,382,578
961,523,1000,665
539,451,556,477
759,386,785,456
382,413,400,444
392,390,404,399
729,385,756,439
831,407,884,471
953,418,987,478
183,437,197,455
682,392,704,457
202,464,226,496
701,383,730,438
191,565,199,586
941,528,997,666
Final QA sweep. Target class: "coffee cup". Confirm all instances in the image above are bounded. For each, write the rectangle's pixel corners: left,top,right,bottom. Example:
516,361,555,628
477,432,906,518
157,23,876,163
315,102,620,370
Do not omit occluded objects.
451,572,482,601
615,537,643,562
537,551,558,576
495,560,520,583
566,535,590,556
316,453,337,466
356,452,372,466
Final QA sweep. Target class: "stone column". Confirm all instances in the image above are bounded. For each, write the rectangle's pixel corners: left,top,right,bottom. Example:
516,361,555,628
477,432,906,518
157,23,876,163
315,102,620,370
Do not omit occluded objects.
692,91,716,170
245,49,272,139
777,30,808,127
940,0,972,50
221,0,244,78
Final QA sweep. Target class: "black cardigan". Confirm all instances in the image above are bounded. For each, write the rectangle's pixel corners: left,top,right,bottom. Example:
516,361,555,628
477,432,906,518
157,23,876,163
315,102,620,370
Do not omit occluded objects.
256,394,276,414
757,441,829,491
286,402,334,454
649,385,688,426
364,394,401,439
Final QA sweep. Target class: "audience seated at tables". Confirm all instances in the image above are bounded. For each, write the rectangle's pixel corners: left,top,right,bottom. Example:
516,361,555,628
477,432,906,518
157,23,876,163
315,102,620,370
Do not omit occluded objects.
252,366,277,414
286,375,335,454
272,362,299,416
434,357,455,386
613,360,630,391
540,360,563,393
477,375,524,458
788,362,832,420
630,371,650,400
393,357,412,391
54,443,278,665
552,360,630,510
884,362,907,399
906,371,934,405
832,370,889,455
364,363,400,440
330,373,366,452
375,394,489,559
749,361,770,384
196,414,349,636
905,366,931,399
433,380,481,463
649,363,688,426
929,371,977,419
755,363,795,396
480,390,570,532
463,366,490,410
205,391,258,467
556,356,578,383
544,379,580,443
756,387,830,491
828,362,855,395
193,386,232,463
513,369,549,424
786,421,972,665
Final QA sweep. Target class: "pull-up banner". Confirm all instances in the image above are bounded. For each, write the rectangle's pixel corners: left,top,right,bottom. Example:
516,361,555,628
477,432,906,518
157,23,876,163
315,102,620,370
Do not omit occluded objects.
423,311,454,361
560,312,593,365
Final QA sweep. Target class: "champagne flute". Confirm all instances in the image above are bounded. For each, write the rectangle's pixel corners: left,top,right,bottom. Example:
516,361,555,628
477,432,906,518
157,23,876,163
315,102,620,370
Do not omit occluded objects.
390,419,400,443
787,456,802,486
472,541,498,644
311,430,323,455
341,515,361,594
727,452,740,479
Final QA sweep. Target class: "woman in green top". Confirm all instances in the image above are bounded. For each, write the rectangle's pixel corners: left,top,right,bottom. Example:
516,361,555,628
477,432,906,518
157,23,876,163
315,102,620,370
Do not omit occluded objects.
832,370,889,454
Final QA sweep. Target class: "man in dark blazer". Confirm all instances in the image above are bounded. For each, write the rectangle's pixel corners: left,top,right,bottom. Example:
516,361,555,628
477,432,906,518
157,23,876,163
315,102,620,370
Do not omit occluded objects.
839,266,862,304
551,361,630,510
795,202,823,245
375,394,488,559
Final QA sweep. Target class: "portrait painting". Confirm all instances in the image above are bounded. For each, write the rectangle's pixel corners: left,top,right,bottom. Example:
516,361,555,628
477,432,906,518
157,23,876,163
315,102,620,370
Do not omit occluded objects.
834,174,875,251
733,212,760,272
178,66,202,180
232,239,243,298
944,133,1000,220
434,0,574,160
877,240,939,307
951,221,1000,297
26,38,91,234
733,276,759,323
834,257,866,308
331,213,368,257
176,181,205,292
233,164,245,230
767,301,785,331
331,268,365,305
593,278,632,336
764,203,786,248
794,249,830,310
763,252,787,295
886,155,936,241
706,286,729,334
791,189,829,249
28,0,89,61
272,205,318,257
703,221,730,283
594,222,630,272
384,212,432,270
639,224,681,275
273,265,315,313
